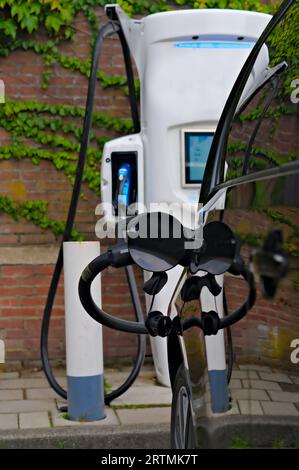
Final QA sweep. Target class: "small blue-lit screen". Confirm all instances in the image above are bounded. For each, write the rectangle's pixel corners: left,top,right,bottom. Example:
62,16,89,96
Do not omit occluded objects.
184,132,214,184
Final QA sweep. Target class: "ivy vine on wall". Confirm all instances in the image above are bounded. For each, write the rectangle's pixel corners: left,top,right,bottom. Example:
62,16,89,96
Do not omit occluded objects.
0,0,298,248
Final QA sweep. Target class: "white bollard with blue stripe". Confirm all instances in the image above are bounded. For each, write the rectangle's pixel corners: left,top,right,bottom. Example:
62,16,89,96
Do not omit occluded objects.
201,274,229,413
63,241,104,421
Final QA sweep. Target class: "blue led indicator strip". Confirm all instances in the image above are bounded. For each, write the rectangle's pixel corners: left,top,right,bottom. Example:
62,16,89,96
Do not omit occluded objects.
175,42,255,49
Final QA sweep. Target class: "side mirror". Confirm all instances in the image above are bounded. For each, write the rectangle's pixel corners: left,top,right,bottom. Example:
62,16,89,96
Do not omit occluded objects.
251,230,288,298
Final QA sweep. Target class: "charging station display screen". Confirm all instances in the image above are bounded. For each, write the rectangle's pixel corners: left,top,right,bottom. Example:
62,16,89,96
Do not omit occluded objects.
184,132,214,184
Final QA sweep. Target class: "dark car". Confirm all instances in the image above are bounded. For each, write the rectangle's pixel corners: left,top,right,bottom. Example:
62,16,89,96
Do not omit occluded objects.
168,0,299,449
78,0,298,449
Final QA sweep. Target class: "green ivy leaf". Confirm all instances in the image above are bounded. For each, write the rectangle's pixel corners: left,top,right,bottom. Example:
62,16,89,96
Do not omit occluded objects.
45,13,63,33
11,3,28,22
59,6,73,24
29,2,41,16
0,18,17,39
21,15,38,34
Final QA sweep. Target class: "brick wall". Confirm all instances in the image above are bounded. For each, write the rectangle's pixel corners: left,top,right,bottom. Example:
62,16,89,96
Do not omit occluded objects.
0,8,146,367
0,6,298,369
0,245,149,367
0,257,66,366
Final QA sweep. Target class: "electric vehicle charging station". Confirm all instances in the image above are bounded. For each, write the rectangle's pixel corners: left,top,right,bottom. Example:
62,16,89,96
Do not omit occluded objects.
100,4,272,388
33,0,295,441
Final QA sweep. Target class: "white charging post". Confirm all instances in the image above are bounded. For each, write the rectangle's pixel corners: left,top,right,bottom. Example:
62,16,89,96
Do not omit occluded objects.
100,5,271,387
63,242,104,421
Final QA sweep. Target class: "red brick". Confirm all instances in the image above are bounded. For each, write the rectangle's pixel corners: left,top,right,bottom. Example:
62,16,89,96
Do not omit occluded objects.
1,266,33,277
23,319,41,329
19,275,52,286
0,235,19,244
0,305,38,315
0,287,33,296
0,319,24,329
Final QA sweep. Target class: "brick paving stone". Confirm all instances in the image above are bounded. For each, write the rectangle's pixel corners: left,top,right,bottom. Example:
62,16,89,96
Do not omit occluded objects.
0,399,56,413
19,411,50,429
26,388,60,400
261,401,299,416
259,372,292,384
113,385,172,406
239,365,272,373
242,379,282,391
279,383,299,393
51,408,119,427
268,390,299,403
229,379,242,389
0,372,19,379
0,378,49,390
116,407,171,425
231,388,270,401
105,372,156,388
0,389,23,400
231,370,258,380
291,376,299,385
21,369,66,379
271,368,296,376
238,400,264,415
21,371,45,378
0,413,18,430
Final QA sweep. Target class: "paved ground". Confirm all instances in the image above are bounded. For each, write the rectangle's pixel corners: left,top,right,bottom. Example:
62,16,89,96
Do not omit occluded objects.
0,363,298,432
